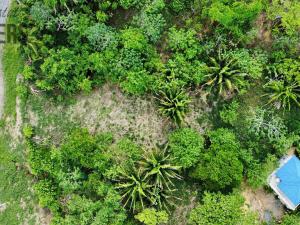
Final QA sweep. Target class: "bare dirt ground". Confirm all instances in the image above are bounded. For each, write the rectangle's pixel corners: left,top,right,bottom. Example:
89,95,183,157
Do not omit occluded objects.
243,187,284,222
26,84,210,149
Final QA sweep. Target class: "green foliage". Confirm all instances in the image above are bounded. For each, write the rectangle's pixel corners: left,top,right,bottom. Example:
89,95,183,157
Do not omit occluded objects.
52,192,126,225
189,192,245,225
220,100,240,125
167,53,206,86
120,70,153,95
34,179,60,213
191,128,243,190
38,48,88,94
246,154,277,189
121,28,148,51
133,12,166,43
267,0,300,36
139,147,182,191
135,208,169,225
30,2,53,28
27,129,128,222
168,27,199,60
204,0,263,38
157,80,191,126
23,125,34,139
168,128,204,169
247,109,287,142
119,0,140,9
280,213,300,225
116,148,181,211
264,59,300,110
116,168,154,211
106,138,143,177
203,48,264,97
86,23,118,51
169,0,187,12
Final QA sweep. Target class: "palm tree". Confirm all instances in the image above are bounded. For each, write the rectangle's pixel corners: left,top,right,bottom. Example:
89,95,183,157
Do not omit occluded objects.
116,147,182,212
264,80,300,110
157,81,191,126
116,168,153,212
139,147,182,191
203,48,247,96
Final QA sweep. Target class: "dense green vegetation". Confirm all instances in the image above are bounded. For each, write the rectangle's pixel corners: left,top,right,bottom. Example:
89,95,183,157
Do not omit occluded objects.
2,0,300,224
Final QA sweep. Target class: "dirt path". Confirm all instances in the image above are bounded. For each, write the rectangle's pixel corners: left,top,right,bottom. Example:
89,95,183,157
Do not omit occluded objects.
0,0,10,119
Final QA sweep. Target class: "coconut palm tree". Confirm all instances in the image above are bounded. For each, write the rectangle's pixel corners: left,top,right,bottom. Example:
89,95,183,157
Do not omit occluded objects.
139,147,182,191
116,147,182,212
116,168,153,212
264,80,300,110
203,48,247,96
157,81,191,127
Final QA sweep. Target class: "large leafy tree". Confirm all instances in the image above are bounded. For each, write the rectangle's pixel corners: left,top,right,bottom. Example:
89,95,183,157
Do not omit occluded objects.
204,0,263,38
189,192,245,225
168,128,204,169
190,128,243,190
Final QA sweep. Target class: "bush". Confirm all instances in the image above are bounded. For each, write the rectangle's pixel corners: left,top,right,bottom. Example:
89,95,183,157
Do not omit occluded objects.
190,128,243,190
168,27,199,60
220,100,240,125
189,192,245,225
168,128,204,169
204,0,263,39
86,23,118,51
132,12,166,43
267,0,300,36
135,208,169,225
120,70,153,95
169,0,187,12
38,48,88,95
246,155,277,189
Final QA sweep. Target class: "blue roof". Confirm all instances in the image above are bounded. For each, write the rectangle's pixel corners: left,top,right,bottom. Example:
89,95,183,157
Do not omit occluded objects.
276,156,300,206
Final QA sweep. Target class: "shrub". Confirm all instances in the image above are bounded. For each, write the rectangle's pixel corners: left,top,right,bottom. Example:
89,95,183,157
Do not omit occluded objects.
246,155,277,189
204,0,263,39
132,12,166,43
38,48,88,95
168,128,204,169
30,2,53,28
203,48,265,97
120,70,153,95
169,0,187,12
220,100,240,125
280,213,300,225
135,208,169,225
264,59,300,110
119,0,140,9
86,23,118,51
121,27,148,51
168,28,199,60
167,53,206,86
189,192,245,225
190,128,243,190
267,0,300,36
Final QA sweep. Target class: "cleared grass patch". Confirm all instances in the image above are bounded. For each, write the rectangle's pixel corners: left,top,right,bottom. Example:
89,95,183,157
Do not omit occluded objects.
2,43,23,117
0,134,37,225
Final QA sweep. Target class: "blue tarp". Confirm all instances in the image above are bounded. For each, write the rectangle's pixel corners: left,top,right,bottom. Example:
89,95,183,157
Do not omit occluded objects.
276,156,300,207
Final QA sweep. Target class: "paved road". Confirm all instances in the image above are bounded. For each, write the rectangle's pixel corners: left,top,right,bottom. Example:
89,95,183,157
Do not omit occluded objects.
0,0,10,119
